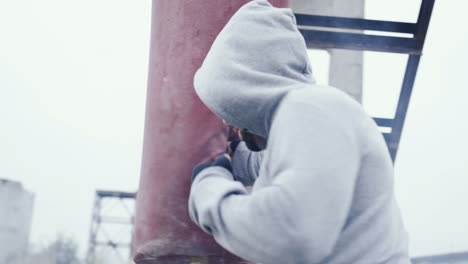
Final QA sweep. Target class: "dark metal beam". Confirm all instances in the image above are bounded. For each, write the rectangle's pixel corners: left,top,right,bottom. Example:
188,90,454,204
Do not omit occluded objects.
299,29,421,54
99,216,134,224
96,190,137,199
412,251,468,263
295,14,417,34
373,118,394,128
96,242,132,248
389,55,421,161
415,0,436,43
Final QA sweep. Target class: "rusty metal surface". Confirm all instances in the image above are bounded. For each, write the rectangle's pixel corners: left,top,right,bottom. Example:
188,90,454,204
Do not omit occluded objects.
133,0,289,263
136,256,253,264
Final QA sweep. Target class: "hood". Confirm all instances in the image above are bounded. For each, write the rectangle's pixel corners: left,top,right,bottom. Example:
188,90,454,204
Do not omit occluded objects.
194,0,315,138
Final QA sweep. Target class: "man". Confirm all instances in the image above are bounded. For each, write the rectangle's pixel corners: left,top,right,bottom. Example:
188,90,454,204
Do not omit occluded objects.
189,0,410,263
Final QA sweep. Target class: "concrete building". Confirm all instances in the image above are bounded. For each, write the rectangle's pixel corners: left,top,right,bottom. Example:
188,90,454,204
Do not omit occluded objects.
0,179,34,264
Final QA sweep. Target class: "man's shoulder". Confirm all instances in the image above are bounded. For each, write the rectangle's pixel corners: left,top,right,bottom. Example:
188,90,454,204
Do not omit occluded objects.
271,84,380,147
287,84,360,108
278,85,366,123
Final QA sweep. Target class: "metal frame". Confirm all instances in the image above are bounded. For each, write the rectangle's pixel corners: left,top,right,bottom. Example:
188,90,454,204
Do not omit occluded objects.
411,251,468,263
86,190,137,264
295,0,435,161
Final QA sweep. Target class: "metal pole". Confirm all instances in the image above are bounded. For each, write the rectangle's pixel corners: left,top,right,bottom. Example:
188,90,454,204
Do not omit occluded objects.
133,1,290,263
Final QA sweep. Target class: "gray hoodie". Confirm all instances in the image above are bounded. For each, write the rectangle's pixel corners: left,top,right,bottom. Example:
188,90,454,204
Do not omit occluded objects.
189,1,410,263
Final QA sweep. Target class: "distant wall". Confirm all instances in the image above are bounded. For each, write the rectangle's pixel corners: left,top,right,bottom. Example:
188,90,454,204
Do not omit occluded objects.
291,0,365,102
0,179,34,264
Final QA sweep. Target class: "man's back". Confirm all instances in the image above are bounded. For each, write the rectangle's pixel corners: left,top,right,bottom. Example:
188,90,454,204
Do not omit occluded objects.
189,1,410,263
251,86,411,263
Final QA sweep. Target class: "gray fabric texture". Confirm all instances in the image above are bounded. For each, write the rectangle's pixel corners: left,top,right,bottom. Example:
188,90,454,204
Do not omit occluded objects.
232,142,263,186
189,1,410,263
194,0,314,139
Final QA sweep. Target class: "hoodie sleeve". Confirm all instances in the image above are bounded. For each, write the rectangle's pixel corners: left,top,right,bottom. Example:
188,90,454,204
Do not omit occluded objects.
189,103,361,263
231,142,264,186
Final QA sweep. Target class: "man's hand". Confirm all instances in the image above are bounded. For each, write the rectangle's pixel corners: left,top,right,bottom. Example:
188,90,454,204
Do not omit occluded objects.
192,162,211,182
192,154,233,182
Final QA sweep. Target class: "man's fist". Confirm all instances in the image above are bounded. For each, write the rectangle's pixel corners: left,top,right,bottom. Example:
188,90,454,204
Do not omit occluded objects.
191,155,233,182
192,162,211,182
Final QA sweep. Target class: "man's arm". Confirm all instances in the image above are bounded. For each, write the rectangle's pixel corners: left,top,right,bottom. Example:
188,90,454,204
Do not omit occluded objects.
189,104,361,263
231,142,264,186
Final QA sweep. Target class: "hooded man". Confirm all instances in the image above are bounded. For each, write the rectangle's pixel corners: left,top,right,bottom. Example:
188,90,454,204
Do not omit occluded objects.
189,1,411,263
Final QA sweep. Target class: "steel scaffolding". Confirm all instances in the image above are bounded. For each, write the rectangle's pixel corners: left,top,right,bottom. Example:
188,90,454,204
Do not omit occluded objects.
295,0,435,161
86,190,136,264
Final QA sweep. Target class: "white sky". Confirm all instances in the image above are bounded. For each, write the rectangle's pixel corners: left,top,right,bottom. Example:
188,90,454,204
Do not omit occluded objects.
0,0,467,259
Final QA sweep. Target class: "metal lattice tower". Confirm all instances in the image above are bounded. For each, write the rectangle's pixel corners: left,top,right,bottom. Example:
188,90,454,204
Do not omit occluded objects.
86,190,136,264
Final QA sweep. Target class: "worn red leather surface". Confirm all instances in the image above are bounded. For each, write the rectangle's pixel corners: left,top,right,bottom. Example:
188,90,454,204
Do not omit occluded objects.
134,1,290,263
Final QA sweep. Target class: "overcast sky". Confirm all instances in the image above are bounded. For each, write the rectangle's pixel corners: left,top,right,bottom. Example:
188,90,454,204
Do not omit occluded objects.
1,0,467,258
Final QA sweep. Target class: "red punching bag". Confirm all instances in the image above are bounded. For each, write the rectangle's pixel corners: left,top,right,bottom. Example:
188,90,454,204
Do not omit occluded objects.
134,1,290,263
